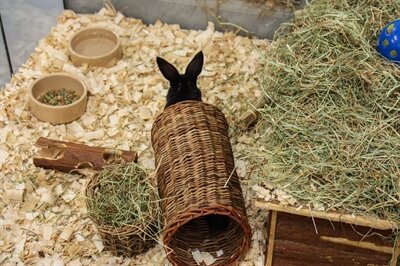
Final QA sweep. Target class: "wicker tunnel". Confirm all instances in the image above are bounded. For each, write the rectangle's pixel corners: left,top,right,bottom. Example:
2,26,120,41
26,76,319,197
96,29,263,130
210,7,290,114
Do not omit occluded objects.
151,101,251,265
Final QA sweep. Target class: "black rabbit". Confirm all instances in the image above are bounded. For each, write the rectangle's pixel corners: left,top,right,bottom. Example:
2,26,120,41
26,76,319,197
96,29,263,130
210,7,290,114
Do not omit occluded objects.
156,51,203,108
156,51,230,232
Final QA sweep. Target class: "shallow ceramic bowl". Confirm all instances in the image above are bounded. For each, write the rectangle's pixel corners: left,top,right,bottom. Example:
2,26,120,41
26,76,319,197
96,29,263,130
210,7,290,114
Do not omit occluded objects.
68,27,122,67
29,73,88,124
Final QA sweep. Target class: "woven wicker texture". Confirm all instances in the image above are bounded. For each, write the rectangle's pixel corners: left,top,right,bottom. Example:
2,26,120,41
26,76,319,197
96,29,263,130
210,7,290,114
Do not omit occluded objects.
151,101,251,265
85,173,157,257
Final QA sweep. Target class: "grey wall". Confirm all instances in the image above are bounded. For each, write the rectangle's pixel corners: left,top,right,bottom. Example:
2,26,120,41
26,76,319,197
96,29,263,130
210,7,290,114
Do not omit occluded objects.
0,0,64,87
65,0,305,38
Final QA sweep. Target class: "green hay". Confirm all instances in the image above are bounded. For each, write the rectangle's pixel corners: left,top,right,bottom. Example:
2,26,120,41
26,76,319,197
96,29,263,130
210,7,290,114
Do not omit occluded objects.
251,0,400,226
86,162,161,233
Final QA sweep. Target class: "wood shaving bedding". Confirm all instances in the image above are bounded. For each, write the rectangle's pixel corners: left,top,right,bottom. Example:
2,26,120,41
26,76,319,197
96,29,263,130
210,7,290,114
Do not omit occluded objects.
0,7,269,266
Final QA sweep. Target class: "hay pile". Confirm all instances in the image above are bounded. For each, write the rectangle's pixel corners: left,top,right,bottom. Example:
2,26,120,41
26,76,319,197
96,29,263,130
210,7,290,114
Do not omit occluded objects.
251,0,400,225
86,162,160,230
85,162,161,256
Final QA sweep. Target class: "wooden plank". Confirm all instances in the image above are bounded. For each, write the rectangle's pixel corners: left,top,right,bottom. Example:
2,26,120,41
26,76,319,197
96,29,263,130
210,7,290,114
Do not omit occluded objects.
266,210,277,266
256,200,399,230
267,212,394,265
320,236,393,254
274,212,395,249
273,239,392,265
390,243,400,266
272,256,324,266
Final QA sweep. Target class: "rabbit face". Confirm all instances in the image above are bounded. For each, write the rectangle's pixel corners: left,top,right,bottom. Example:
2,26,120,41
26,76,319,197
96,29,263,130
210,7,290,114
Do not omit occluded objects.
156,51,204,108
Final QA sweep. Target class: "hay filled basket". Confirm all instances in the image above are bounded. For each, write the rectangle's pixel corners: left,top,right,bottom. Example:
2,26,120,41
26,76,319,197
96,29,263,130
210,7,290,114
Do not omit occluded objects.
85,162,160,257
151,101,251,265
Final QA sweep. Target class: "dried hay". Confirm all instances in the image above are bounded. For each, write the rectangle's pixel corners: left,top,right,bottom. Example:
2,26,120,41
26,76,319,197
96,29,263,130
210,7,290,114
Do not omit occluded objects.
86,162,160,229
85,162,161,256
249,0,400,237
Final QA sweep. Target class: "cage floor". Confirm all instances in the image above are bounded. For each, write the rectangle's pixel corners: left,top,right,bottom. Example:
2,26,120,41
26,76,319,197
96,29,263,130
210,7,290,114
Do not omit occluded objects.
0,6,269,266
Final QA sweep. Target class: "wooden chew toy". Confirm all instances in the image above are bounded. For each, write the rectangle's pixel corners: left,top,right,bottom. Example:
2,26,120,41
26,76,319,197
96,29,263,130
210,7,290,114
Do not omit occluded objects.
238,97,266,129
33,137,138,173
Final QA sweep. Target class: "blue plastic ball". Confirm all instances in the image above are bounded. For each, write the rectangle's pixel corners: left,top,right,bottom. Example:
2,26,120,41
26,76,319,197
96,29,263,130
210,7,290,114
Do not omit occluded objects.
377,19,400,63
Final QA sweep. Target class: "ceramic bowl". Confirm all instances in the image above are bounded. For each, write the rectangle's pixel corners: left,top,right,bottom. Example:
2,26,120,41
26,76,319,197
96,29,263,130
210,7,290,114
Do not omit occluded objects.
29,73,88,124
68,27,122,67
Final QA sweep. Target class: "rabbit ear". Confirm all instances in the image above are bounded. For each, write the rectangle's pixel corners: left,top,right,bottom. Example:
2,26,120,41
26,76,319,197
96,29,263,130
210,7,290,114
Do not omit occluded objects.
156,57,181,82
185,51,203,80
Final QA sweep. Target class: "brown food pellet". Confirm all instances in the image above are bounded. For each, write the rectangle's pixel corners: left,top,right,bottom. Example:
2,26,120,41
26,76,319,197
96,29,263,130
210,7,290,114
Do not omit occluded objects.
39,88,80,106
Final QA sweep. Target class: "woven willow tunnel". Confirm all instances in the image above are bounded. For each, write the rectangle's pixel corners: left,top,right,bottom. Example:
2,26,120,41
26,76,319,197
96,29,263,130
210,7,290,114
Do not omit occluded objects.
151,100,251,265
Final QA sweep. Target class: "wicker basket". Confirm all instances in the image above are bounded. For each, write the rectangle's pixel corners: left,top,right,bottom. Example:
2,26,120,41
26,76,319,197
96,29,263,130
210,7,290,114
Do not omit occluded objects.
85,170,158,257
151,101,251,265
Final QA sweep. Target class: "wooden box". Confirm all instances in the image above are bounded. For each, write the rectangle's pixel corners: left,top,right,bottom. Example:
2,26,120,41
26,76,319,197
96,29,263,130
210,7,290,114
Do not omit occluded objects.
256,201,400,266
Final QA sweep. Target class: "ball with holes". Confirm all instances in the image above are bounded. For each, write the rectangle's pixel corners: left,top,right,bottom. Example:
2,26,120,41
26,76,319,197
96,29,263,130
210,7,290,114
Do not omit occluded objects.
377,19,400,63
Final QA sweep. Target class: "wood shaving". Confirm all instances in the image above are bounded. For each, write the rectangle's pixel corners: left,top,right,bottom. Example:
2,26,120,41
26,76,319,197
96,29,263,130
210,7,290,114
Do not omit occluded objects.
4,189,25,202
0,7,269,265
216,249,223,257
191,249,217,266
192,249,203,265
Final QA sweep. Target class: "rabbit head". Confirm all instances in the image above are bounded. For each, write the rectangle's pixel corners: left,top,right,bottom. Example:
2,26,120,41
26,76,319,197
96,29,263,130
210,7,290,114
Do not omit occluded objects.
156,51,204,108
